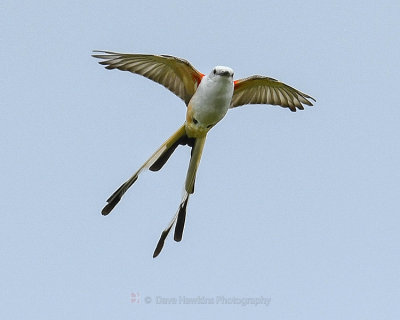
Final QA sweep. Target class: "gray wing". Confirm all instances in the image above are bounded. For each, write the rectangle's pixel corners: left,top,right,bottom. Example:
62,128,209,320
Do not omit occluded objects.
92,51,204,106
231,76,316,112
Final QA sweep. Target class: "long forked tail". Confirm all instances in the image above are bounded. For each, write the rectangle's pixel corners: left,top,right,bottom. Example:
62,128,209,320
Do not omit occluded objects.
101,124,192,215
153,136,206,257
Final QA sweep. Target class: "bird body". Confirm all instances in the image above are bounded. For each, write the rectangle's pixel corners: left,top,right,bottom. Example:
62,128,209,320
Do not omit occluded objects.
92,51,315,257
186,66,234,137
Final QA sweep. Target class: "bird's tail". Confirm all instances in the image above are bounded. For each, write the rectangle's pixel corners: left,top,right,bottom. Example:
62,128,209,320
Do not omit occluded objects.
101,124,192,215
153,136,206,257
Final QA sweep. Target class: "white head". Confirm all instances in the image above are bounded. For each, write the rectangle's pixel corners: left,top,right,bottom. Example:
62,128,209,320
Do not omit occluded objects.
209,66,234,79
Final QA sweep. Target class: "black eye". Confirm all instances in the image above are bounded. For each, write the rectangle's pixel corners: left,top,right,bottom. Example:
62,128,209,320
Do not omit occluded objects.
213,69,216,75
193,118,198,124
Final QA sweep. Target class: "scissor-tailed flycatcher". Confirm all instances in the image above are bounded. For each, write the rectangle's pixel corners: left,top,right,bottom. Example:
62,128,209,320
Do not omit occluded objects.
92,50,315,257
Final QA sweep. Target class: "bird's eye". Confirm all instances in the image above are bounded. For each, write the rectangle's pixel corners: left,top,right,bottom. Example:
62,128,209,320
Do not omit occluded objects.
192,118,198,124
213,69,216,75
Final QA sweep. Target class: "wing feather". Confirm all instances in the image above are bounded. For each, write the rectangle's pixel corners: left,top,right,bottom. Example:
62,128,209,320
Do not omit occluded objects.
92,51,204,105
231,75,315,112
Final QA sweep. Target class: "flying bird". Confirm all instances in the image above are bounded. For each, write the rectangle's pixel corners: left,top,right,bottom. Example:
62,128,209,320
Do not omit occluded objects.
92,50,315,257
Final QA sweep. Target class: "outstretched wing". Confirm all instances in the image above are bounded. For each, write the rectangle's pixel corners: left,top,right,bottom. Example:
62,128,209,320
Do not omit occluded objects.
231,76,316,112
92,51,204,106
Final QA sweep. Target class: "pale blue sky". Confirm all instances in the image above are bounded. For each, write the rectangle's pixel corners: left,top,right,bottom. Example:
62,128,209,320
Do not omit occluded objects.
2,0,399,319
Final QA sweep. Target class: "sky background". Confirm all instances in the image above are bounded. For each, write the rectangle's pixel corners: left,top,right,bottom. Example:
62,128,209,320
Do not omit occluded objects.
2,0,399,319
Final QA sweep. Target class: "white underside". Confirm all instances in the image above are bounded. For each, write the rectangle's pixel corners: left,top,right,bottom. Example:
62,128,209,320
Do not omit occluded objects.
190,74,234,127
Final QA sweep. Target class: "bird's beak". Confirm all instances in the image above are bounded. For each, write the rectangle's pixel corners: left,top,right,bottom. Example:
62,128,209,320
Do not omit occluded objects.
220,71,232,77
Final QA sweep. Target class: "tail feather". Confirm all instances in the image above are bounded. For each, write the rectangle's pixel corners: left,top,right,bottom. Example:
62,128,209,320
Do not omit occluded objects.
103,122,208,257
153,136,206,257
175,136,206,240
101,124,187,215
184,136,206,194
174,192,190,241
153,229,171,258
101,176,138,215
149,135,194,171
153,191,190,257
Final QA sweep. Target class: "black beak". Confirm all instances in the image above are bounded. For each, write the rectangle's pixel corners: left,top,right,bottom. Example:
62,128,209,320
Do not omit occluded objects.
219,70,232,77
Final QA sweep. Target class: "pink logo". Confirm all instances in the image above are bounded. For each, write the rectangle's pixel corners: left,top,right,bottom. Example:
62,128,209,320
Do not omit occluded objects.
130,292,140,304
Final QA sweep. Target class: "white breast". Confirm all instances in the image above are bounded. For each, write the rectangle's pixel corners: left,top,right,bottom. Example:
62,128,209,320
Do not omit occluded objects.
189,74,234,126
